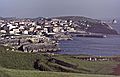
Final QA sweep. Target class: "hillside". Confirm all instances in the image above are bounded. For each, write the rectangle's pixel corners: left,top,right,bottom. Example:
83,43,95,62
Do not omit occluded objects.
0,45,120,76
0,67,118,77
52,16,118,35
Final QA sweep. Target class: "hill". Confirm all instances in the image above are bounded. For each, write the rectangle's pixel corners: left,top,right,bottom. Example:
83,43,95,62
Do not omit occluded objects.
0,45,120,76
52,16,118,35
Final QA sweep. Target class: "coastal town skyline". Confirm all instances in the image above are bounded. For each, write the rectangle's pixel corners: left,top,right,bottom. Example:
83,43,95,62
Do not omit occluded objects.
1,0,120,76
0,0,120,19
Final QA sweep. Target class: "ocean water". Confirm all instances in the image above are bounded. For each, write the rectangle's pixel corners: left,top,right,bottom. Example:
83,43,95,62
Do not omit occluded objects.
55,21,120,56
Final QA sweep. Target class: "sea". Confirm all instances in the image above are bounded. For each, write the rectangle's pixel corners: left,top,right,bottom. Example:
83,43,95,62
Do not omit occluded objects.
55,19,120,56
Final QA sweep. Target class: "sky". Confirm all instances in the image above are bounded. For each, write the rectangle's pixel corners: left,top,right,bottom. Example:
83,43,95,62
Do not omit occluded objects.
0,0,120,19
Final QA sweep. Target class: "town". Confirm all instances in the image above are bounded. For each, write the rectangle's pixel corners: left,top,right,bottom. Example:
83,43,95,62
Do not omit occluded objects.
0,17,78,53
0,16,118,53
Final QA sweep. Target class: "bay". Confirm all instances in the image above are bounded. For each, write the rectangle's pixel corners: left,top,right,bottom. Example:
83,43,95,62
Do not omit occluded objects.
55,20,120,56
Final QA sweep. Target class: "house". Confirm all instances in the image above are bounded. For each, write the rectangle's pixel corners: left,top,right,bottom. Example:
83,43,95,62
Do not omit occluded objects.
23,30,28,35
7,24,16,30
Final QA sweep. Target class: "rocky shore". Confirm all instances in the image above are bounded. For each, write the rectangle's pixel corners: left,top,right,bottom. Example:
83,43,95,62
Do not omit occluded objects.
0,35,60,53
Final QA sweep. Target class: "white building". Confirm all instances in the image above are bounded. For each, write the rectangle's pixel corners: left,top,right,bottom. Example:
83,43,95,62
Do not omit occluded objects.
23,30,28,35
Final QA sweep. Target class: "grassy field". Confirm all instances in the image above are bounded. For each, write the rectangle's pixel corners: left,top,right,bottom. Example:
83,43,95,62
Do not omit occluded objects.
0,67,119,77
0,45,120,76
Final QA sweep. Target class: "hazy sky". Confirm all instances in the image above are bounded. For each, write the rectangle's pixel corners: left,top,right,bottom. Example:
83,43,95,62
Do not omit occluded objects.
0,0,120,19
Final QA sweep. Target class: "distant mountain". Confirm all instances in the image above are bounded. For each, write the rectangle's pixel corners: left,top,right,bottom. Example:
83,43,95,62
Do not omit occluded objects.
52,16,118,35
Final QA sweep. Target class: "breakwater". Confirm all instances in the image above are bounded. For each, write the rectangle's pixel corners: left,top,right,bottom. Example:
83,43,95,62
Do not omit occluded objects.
73,33,106,38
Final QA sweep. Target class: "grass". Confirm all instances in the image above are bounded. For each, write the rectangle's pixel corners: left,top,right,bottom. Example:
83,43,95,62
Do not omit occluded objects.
0,67,119,77
0,45,120,76
53,55,119,74
0,45,48,70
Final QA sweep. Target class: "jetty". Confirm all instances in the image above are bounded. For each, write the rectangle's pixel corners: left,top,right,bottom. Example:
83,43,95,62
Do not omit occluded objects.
76,34,106,38
71,32,106,38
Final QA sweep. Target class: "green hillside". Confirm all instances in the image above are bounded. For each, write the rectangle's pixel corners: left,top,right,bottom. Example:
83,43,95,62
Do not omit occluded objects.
0,45,120,76
0,67,118,77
